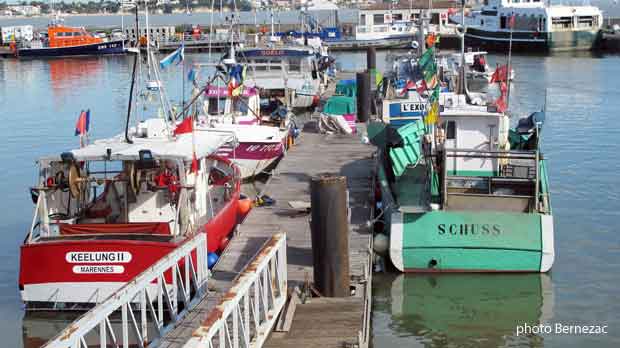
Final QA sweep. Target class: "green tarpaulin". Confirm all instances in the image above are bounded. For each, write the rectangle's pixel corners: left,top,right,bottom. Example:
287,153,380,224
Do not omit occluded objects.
323,95,356,115
335,80,357,97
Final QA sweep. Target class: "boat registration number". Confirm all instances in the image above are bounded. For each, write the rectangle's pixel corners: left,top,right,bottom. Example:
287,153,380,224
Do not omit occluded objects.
400,102,426,113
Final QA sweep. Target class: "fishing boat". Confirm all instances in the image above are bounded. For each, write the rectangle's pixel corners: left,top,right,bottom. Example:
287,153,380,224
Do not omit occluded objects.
462,0,603,52
17,22,125,58
195,84,295,179
18,118,241,309
370,28,554,272
233,45,329,109
370,91,554,272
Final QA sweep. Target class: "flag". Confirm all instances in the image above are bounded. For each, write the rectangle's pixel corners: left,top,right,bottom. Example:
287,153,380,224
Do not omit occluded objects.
418,47,434,72
426,33,437,48
509,14,516,29
447,8,458,16
159,43,184,69
173,116,193,136
429,85,440,103
416,79,427,94
424,73,438,89
400,80,417,96
187,66,196,83
74,109,90,136
494,82,508,112
191,152,199,173
425,101,440,125
490,64,509,83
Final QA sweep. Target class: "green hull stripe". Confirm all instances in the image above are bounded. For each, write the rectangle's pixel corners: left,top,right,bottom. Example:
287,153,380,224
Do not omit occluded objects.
398,210,544,271
404,246,542,252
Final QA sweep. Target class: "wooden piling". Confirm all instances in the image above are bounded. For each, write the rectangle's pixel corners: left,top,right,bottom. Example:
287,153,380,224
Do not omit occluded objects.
310,175,350,297
356,72,371,122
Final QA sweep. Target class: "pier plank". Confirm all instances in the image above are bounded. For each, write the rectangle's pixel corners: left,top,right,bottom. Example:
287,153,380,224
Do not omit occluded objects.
158,115,374,348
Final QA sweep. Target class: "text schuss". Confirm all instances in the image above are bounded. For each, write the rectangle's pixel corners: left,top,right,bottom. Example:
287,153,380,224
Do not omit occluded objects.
66,251,132,264
438,223,502,236
516,323,608,336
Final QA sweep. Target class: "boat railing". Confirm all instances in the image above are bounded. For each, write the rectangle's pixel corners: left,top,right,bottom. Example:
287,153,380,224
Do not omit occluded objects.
183,233,287,348
158,32,247,46
28,190,48,242
41,232,208,348
442,149,541,213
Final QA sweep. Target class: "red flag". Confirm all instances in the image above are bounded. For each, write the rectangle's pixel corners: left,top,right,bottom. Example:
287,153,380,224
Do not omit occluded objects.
173,117,193,136
494,82,508,112
509,14,516,29
74,109,90,136
400,80,417,96
416,79,427,94
447,8,458,16
490,64,508,84
191,152,199,173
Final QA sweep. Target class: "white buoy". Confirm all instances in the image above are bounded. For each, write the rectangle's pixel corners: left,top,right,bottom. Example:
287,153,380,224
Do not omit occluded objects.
373,233,389,254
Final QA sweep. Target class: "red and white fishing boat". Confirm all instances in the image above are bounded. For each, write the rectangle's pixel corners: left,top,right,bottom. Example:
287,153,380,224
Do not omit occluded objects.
196,85,296,180
19,118,241,309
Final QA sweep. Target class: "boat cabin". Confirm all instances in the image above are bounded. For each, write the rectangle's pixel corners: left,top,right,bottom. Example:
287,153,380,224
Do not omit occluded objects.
28,120,238,243
46,25,104,48
434,95,549,214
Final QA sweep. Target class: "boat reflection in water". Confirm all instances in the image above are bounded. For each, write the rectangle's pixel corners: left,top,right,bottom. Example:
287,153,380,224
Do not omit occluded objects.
22,312,159,348
374,273,554,348
48,57,104,93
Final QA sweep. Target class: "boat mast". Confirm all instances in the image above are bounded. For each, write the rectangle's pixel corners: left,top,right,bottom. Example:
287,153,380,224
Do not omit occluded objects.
506,11,514,110
125,3,140,144
456,0,466,95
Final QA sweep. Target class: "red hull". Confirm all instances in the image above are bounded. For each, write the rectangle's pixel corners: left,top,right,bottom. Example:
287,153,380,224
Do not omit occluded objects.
19,155,242,306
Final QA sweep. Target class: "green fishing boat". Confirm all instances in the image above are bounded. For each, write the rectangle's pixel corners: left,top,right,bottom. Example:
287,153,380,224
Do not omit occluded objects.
370,93,554,272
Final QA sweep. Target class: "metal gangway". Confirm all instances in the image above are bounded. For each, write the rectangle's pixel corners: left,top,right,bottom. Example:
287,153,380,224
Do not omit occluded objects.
41,232,288,348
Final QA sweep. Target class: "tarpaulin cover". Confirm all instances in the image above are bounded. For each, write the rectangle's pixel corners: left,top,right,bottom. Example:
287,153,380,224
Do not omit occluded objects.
323,95,356,115
335,80,357,97
59,223,171,235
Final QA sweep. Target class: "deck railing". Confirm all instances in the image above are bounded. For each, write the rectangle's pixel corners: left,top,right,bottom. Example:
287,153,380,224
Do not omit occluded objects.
41,232,208,348
184,233,287,348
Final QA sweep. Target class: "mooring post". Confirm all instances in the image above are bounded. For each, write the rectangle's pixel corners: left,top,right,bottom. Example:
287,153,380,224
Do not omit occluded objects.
356,71,371,122
366,47,376,90
310,174,350,297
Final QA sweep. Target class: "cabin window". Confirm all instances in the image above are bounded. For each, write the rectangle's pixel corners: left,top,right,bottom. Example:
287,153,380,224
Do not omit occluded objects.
446,121,456,140
288,58,302,72
269,60,282,71
577,16,595,28
393,13,403,21
552,17,573,30
207,98,226,115
373,14,385,25
431,13,440,25
481,10,497,16
232,97,250,114
500,16,507,29
359,14,366,25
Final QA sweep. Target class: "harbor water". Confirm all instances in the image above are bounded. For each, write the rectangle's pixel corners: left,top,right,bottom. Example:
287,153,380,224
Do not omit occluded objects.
1,51,619,347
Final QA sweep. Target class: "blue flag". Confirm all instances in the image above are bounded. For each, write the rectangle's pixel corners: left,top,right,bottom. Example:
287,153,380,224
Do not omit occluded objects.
159,43,184,70
187,66,196,82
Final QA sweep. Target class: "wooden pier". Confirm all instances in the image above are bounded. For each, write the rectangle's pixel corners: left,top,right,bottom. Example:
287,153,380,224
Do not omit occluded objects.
157,104,374,347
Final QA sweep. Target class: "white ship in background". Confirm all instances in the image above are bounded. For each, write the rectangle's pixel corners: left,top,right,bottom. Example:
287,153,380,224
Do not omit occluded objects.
462,0,603,51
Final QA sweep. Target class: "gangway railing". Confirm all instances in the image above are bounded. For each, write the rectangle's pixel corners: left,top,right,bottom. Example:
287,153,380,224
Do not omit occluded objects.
184,233,287,348
41,232,208,348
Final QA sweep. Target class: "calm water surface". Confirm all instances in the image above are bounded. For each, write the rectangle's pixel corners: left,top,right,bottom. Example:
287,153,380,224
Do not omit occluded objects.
1,50,619,347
